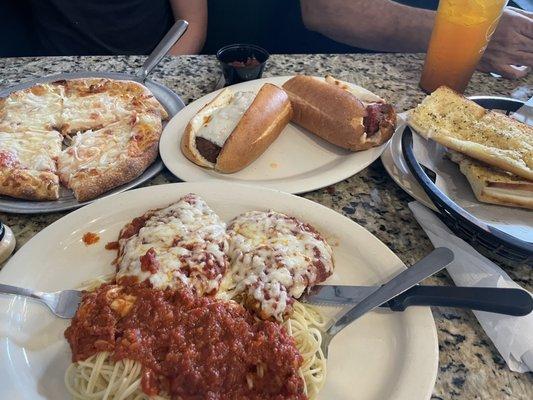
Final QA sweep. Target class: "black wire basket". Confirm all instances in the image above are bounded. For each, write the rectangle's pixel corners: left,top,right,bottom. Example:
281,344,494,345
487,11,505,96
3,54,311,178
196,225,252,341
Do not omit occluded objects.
402,96,533,265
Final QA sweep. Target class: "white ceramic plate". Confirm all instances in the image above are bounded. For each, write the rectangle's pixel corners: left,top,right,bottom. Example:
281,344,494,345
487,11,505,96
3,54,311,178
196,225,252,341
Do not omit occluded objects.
0,182,438,400
159,76,390,194
381,121,436,211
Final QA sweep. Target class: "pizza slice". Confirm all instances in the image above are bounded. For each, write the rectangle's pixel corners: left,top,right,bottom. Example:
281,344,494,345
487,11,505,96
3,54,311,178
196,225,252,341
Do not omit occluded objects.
57,78,168,135
0,130,62,200
101,78,168,118
57,111,162,202
0,83,64,132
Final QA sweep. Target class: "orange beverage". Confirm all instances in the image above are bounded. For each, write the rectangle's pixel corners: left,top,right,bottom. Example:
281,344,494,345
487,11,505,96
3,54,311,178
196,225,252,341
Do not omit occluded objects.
420,0,507,93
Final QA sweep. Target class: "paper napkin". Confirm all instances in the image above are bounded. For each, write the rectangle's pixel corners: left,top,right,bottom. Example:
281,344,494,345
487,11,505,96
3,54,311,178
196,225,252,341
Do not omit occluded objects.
408,201,533,373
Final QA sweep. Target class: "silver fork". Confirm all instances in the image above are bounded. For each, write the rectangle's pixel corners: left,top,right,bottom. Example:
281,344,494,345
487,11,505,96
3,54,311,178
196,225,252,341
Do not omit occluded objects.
0,283,82,318
320,247,454,357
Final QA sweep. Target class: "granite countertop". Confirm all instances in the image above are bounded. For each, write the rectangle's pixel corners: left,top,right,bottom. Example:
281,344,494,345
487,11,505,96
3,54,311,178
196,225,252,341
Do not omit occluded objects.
0,54,531,399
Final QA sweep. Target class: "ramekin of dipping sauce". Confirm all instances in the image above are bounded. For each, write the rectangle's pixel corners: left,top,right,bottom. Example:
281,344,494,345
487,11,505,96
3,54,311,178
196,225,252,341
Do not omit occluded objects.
216,44,270,86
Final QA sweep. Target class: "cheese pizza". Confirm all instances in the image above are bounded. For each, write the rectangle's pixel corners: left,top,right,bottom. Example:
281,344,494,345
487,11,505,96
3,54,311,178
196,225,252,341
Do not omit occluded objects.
57,78,167,135
0,129,62,200
0,83,64,133
0,78,167,202
58,111,163,202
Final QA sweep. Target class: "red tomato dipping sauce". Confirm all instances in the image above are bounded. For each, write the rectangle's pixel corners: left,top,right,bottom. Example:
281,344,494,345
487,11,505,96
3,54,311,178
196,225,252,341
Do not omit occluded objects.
65,284,307,400
82,232,100,245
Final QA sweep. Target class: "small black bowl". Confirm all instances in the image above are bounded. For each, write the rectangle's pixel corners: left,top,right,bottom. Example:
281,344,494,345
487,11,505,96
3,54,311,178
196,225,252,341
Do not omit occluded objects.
216,44,270,86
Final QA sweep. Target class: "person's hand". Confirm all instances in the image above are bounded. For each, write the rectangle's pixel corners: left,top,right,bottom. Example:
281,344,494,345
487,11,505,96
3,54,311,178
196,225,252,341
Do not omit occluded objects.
478,7,533,79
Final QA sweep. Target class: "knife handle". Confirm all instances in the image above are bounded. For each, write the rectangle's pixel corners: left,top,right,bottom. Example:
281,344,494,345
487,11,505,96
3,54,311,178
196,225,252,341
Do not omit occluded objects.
387,286,533,316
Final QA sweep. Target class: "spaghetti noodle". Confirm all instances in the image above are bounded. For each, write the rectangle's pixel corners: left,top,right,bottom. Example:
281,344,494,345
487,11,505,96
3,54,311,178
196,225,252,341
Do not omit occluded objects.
65,283,326,400
65,196,331,399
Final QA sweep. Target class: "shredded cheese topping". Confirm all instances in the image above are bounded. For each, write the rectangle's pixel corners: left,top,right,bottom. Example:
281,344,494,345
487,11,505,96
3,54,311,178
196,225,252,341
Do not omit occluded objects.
57,118,134,181
61,92,131,133
0,79,166,199
0,130,62,171
225,210,334,320
196,91,255,147
116,194,229,295
57,112,160,184
0,84,63,131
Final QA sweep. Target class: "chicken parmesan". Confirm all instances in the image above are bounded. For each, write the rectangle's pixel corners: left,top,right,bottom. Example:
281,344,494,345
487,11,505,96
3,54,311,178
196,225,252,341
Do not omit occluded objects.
225,210,334,320
0,78,167,201
115,194,229,296
65,197,330,400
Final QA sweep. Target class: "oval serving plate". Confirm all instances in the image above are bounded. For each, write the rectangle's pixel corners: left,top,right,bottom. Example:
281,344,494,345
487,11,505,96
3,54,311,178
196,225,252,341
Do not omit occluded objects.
0,182,438,400
159,76,392,194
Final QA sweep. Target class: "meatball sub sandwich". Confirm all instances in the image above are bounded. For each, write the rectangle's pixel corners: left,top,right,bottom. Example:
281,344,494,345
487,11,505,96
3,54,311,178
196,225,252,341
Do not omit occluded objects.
282,75,396,151
181,83,292,173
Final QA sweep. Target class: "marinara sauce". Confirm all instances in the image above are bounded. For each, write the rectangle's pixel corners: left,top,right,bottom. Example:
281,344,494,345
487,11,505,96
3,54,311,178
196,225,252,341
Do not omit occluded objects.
82,232,100,245
65,284,307,400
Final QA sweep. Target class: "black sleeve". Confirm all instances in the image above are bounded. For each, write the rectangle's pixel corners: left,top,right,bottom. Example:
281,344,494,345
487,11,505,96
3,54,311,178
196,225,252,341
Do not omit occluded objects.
0,0,39,57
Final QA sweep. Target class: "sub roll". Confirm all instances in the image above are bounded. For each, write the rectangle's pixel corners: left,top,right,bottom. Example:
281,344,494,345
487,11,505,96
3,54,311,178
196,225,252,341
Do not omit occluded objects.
282,75,396,151
181,83,292,173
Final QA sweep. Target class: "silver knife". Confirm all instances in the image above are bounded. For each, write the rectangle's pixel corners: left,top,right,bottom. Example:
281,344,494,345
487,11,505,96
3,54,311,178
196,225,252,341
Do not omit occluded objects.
301,284,533,316
319,247,454,357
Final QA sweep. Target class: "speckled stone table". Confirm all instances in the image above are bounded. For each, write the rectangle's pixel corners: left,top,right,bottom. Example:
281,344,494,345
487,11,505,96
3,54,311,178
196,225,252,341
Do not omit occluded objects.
0,54,531,399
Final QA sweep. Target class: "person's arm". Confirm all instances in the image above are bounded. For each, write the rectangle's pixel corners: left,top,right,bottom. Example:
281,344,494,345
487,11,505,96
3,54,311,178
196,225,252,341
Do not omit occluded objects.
168,0,207,55
301,1,533,79
478,7,533,79
300,0,435,52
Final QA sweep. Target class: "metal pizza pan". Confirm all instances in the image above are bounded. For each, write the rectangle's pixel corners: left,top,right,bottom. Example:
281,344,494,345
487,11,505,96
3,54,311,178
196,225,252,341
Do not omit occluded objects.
0,71,185,214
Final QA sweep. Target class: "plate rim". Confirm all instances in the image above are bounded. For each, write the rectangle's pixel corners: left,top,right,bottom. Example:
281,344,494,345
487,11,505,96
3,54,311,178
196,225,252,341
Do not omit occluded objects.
159,75,391,194
0,71,185,214
0,181,438,400
381,123,437,211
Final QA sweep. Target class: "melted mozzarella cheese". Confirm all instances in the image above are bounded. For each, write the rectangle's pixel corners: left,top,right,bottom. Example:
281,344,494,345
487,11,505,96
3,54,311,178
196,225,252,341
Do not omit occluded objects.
116,194,229,295
62,92,132,133
57,112,161,184
57,112,157,184
57,118,131,182
0,130,62,171
0,84,63,131
196,91,255,147
226,210,334,320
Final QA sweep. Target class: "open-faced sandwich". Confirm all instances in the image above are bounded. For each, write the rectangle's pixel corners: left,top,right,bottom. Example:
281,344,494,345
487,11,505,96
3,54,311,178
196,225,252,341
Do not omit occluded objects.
409,86,533,210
